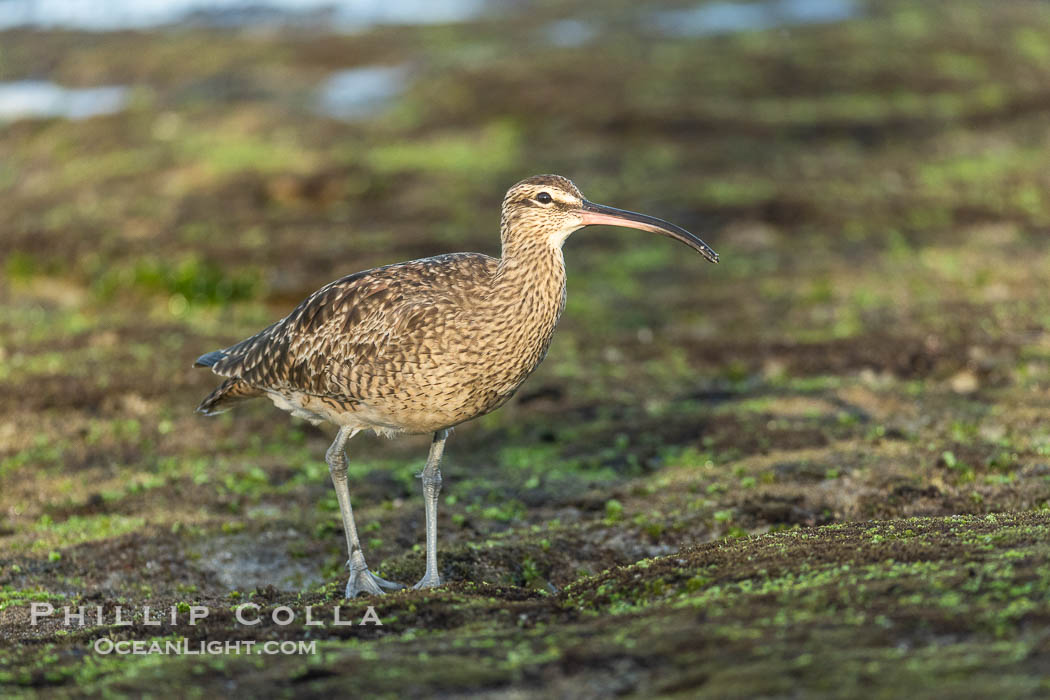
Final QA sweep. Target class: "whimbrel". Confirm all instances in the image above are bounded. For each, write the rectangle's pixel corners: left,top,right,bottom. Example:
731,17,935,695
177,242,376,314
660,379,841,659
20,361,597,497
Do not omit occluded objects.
195,175,718,597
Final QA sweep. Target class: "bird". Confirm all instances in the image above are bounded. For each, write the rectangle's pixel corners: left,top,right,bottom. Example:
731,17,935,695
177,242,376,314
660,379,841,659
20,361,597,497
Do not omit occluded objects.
194,174,718,598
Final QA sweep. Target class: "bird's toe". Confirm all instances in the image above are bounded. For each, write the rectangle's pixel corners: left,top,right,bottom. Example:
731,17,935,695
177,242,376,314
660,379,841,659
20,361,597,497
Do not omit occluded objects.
411,573,443,590
345,567,405,598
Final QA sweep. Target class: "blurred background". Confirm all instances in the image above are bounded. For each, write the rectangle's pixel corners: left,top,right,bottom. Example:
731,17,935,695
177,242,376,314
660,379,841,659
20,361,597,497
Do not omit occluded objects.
3,0,1050,693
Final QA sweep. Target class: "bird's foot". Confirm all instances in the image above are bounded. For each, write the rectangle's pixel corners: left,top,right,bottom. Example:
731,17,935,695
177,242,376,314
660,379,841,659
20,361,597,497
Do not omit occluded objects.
344,560,404,598
411,571,443,590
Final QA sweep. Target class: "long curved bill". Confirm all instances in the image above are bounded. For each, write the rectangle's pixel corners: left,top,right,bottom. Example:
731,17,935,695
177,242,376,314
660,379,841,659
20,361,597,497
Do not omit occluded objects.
577,200,719,263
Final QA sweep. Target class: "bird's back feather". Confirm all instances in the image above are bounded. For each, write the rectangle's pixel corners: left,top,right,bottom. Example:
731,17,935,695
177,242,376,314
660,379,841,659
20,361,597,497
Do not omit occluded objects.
195,252,499,421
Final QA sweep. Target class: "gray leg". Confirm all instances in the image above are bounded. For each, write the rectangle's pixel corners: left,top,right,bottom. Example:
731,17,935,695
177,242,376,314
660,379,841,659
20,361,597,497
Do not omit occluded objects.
413,429,449,590
326,426,403,597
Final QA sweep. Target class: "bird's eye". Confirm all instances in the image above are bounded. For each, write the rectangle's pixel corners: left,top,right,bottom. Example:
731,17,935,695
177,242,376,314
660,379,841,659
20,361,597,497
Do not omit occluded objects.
536,192,553,204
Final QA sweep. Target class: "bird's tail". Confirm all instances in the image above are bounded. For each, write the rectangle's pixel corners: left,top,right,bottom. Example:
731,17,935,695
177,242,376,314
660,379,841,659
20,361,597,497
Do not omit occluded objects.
194,350,227,368
196,377,262,416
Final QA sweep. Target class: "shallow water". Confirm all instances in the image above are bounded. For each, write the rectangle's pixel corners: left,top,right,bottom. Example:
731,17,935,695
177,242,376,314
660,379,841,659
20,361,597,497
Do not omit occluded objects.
0,81,129,121
192,529,325,591
544,19,596,48
653,0,858,37
315,65,410,120
0,0,489,31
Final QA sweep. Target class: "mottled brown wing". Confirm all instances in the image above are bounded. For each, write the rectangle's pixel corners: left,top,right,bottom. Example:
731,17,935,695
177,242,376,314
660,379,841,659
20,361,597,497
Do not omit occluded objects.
201,253,495,402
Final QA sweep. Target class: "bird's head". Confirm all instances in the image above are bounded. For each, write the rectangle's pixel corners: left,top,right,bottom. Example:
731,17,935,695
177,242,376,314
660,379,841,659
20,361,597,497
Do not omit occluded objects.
500,174,718,263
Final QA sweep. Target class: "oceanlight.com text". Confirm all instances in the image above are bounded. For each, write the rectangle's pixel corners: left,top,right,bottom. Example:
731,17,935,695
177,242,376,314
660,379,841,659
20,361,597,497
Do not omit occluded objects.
94,639,317,655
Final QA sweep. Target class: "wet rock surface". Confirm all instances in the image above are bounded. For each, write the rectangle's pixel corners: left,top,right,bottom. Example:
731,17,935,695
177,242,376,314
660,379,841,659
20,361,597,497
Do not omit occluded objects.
3,0,1050,695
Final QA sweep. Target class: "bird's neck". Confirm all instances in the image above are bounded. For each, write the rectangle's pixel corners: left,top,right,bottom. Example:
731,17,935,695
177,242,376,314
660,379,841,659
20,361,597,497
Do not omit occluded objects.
467,227,568,393
493,237,567,315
